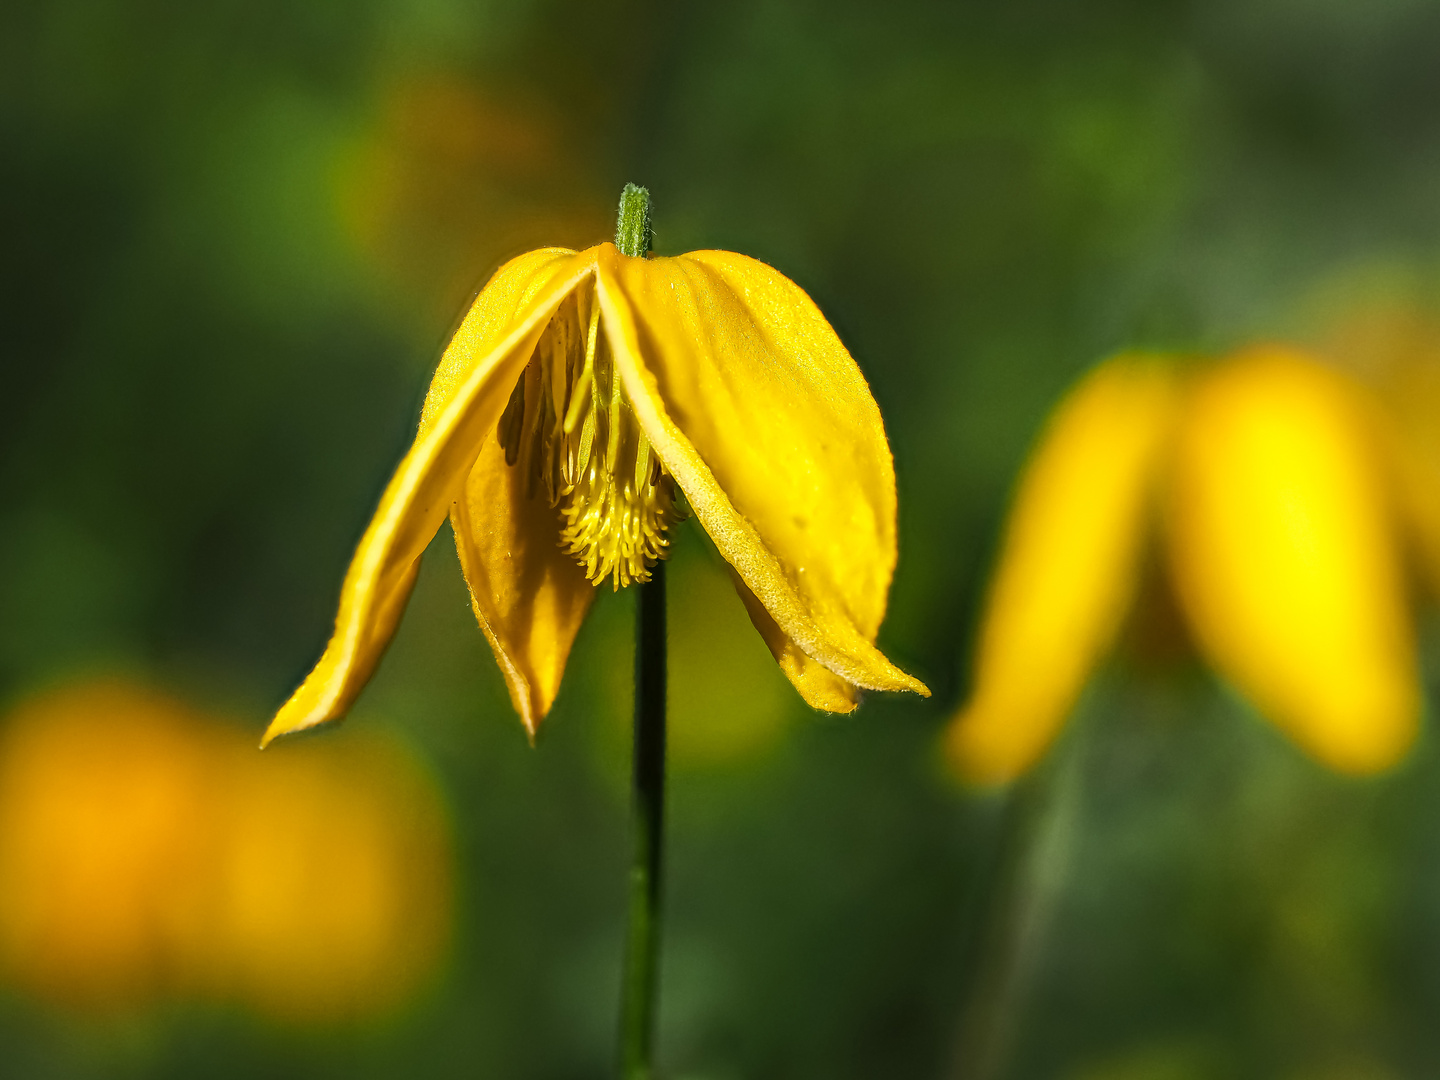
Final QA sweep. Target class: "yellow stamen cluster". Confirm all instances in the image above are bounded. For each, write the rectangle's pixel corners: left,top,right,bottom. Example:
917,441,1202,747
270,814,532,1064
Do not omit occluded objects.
498,288,684,589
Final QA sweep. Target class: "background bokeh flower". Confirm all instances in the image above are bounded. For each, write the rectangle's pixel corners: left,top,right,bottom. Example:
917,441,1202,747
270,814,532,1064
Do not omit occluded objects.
0,679,452,1023
948,346,1424,784
334,75,609,315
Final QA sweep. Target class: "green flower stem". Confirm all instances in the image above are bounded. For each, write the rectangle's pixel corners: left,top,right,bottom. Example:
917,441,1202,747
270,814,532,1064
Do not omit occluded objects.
617,182,662,1079
620,560,667,1080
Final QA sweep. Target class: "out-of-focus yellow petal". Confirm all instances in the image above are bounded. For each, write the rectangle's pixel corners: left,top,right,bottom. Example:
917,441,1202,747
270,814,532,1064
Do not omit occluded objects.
945,356,1178,785
449,431,595,737
594,244,927,699
263,247,597,746
1166,346,1419,774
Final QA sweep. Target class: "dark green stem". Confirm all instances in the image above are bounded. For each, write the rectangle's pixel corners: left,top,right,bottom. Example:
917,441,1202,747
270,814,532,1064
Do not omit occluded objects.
616,183,653,258
620,560,666,1080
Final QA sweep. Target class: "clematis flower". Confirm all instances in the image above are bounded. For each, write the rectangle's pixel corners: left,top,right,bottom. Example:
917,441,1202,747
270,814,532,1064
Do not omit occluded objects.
945,345,1423,785
266,197,927,745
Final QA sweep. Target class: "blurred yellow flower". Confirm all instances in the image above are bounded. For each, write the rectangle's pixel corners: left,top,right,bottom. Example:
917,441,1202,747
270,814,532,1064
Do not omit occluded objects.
267,210,927,745
946,345,1422,785
0,679,451,1022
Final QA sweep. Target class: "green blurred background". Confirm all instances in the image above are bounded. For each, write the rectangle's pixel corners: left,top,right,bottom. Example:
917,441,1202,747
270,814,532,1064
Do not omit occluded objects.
3,0,1440,1077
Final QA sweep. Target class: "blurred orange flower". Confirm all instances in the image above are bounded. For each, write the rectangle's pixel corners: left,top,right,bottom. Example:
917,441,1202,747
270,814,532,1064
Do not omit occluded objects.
334,75,609,310
945,345,1424,785
0,679,452,1022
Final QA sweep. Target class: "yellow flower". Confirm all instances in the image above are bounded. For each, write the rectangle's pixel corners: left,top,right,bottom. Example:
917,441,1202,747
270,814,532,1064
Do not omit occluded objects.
946,345,1422,785
266,204,927,745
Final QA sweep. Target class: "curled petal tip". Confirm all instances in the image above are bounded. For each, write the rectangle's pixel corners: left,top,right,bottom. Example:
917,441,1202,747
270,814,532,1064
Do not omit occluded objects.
257,726,289,751
520,711,540,746
850,657,930,698
811,645,930,698
258,716,297,750
258,709,324,749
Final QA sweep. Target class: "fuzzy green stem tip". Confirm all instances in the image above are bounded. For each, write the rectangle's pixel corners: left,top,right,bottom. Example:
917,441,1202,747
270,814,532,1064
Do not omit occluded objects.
616,183,653,259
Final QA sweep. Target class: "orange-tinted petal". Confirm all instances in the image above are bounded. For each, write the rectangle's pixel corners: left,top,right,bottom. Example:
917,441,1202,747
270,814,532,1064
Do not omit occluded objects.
1166,346,1419,774
450,431,595,736
262,247,596,746
594,244,926,699
944,356,1178,784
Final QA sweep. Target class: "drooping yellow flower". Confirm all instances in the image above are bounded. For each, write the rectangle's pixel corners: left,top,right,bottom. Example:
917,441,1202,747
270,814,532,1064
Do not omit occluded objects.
266,194,927,745
946,345,1422,785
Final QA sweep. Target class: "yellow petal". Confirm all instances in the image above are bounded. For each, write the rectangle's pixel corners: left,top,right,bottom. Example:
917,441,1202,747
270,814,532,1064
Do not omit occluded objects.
262,247,597,746
450,431,595,737
594,244,926,698
726,569,860,713
1166,346,1419,774
944,356,1178,785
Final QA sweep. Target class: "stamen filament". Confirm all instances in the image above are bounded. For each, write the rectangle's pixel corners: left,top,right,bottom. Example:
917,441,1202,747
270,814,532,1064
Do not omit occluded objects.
634,433,652,495
496,283,685,589
605,353,623,472
575,407,596,482
564,300,601,434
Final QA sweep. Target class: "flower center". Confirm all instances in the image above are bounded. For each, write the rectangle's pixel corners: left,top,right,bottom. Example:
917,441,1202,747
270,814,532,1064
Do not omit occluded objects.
497,287,684,589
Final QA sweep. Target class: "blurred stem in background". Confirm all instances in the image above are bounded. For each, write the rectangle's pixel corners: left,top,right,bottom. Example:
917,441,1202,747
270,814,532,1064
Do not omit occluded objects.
950,724,1085,1080
618,182,664,1080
